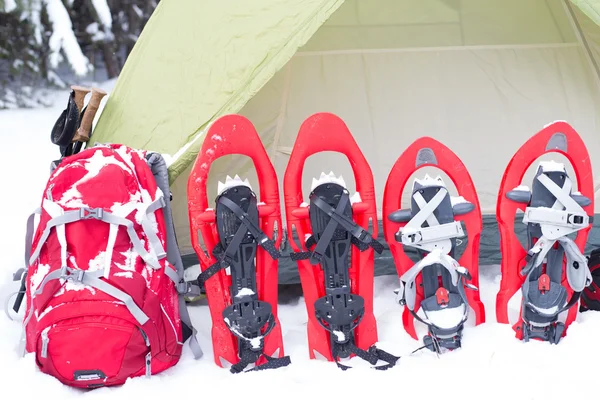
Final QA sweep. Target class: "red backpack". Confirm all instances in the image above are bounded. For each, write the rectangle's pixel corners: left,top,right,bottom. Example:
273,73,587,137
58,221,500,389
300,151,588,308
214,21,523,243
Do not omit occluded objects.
11,144,202,388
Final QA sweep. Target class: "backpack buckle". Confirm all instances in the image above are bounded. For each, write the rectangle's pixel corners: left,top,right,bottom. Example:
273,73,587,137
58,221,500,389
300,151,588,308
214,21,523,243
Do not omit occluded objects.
80,207,103,220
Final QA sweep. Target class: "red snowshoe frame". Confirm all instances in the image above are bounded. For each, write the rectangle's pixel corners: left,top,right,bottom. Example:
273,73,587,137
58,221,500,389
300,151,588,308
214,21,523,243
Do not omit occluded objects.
382,137,486,341
495,121,594,339
283,112,379,362
187,114,285,367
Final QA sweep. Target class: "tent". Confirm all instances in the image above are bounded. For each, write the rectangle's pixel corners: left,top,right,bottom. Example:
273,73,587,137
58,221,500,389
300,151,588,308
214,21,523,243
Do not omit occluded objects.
90,0,600,284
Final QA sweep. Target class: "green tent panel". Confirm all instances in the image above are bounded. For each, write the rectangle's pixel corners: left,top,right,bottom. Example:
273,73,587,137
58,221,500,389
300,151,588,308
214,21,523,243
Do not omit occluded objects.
90,0,600,273
91,0,345,183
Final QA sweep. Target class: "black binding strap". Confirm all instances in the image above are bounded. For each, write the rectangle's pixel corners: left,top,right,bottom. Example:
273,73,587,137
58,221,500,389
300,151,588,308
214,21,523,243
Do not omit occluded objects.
290,191,384,262
197,187,288,373
314,291,400,370
197,196,280,286
298,183,398,370
331,342,399,371
227,313,291,373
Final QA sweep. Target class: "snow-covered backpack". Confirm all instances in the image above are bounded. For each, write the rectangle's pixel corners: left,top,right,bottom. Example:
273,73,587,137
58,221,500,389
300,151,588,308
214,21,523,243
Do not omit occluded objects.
10,144,202,388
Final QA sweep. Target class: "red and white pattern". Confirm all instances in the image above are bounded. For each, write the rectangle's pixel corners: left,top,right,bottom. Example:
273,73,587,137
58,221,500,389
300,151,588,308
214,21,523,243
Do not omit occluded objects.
24,144,183,388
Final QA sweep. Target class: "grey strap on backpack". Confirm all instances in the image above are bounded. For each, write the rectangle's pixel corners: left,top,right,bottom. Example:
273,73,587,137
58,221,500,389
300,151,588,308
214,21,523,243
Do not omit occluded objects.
145,152,203,360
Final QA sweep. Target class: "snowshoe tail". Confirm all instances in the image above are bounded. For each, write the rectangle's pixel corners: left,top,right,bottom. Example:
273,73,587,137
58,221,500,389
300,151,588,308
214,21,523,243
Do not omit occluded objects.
495,121,594,343
284,112,398,370
187,114,288,372
382,137,485,351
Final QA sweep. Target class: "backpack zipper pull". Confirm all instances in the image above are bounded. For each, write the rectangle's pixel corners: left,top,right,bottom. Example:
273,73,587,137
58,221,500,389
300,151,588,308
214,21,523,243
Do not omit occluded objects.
46,184,54,201
41,328,50,358
139,329,151,378
145,352,152,378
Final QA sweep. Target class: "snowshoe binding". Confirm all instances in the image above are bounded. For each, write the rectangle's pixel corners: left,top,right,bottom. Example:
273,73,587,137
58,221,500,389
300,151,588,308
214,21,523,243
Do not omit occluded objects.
383,137,485,353
284,113,399,370
187,114,289,372
496,121,594,343
581,248,600,312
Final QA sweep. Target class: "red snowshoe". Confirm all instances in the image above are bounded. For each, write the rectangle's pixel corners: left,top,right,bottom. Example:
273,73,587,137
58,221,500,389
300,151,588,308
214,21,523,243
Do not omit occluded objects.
187,114,290,372
283,112,399,370
495,121,594,343
382,137,485,352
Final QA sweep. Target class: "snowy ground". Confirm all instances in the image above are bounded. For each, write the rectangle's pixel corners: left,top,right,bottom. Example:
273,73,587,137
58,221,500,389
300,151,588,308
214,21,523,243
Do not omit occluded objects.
1,86,600,400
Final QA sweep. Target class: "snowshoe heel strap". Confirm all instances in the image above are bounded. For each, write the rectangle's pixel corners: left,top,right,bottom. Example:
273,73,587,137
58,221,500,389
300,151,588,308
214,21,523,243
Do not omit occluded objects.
332,342,400,371
314,292,399,370
224,299,290,373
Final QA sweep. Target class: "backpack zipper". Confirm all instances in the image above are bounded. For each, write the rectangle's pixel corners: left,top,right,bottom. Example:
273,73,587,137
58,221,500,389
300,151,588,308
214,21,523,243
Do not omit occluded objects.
41,327,50,358
46,184,54,201
138,328,151,378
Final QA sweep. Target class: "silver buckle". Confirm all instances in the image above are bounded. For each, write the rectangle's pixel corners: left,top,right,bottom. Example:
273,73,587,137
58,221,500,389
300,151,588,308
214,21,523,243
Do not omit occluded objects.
79,207,104,220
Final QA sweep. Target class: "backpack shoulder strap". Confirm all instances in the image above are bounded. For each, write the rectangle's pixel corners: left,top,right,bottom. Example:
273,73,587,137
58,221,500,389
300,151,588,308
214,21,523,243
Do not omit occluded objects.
145,152,203,360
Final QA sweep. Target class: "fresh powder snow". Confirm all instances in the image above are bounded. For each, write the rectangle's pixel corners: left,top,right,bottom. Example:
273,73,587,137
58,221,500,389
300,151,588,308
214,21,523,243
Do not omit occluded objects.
539,160,566,173
1,87,600,400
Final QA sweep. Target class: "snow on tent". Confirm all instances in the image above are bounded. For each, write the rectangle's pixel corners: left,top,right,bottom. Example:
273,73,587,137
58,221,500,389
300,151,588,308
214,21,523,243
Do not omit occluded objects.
90,0,600,284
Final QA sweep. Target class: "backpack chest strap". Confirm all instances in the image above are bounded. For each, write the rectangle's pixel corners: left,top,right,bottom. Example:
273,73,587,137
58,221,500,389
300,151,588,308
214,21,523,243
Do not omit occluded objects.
29,200,166,271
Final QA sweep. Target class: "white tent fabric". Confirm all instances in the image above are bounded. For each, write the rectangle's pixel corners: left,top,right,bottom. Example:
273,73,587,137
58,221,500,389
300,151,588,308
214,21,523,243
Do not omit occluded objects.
171,0,600,255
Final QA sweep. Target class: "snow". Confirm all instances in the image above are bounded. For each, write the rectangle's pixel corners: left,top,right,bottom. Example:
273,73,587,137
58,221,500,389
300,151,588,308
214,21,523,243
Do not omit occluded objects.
414,173,445,188
44,0,92,76
4,0,16,12
450,195,468,206
424,304,466,329
2,88,600,399
91,0,112,29
235,288,255,298
512,184,530,192
350,192,362,204
543,120,568,129
539,160,566,173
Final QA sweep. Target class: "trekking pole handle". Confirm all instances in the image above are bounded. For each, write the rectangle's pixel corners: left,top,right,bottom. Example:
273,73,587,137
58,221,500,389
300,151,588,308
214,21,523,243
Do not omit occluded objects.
71,85,91,112
73,87,107,143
